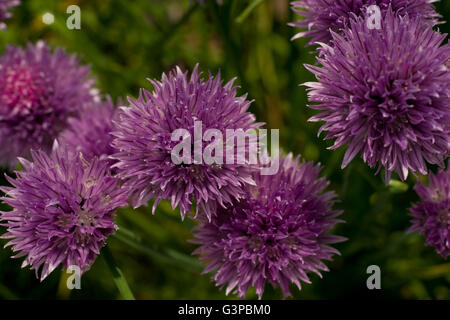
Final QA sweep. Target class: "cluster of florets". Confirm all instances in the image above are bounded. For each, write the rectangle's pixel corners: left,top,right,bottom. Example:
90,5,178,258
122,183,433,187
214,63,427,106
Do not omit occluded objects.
0,145,128,280
0,41,95,168
192,154,345,298
290,0,441,46
408,166,449,258
292,1,449,261
303,10,449,182
111,65,262,220
0,0,448,301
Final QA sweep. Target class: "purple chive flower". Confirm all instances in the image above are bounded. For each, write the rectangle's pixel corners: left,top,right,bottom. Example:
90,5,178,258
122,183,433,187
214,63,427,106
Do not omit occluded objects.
112,65,261,220
408,166,449,258
0,0,19,29
60,97,118,166
0,145,128,280
192,154,345,299
303,11,450,181
290,0,441,46
0,41,96,168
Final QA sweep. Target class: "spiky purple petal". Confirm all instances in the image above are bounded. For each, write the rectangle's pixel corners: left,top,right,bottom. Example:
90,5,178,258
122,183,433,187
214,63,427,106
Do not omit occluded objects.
60,97,119,167
0,41,96,168
112,65,262,220
192,154,345,299
290,0,441,46
408,165,450,258
0,145,128,280
304,11,450,181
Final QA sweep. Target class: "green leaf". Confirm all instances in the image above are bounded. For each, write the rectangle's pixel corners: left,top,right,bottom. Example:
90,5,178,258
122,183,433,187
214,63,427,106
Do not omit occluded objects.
388,179,409,194
102,247,135,300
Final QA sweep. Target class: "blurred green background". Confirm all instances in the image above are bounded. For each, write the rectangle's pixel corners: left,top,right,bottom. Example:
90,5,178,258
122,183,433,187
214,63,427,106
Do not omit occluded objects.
0,0,449,300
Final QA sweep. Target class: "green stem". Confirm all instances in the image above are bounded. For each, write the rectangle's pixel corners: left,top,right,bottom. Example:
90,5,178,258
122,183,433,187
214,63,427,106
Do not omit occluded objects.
235,0,265,24
114,231,203,272
341,162,353,199
102,247,135,300
208,1,252,96
356,164,384,192
0,282,19,300
114,232,174,266
146,3,198,65
159,3,199,45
